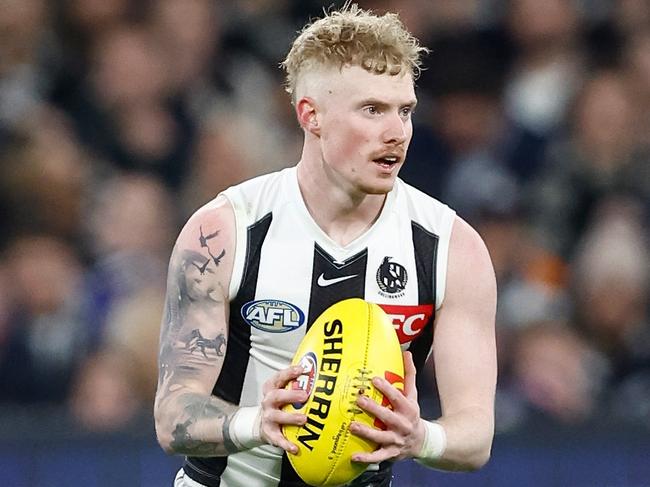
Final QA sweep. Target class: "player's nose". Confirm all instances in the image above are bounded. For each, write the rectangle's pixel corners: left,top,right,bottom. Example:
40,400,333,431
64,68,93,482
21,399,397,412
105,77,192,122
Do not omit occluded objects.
382,112,408,145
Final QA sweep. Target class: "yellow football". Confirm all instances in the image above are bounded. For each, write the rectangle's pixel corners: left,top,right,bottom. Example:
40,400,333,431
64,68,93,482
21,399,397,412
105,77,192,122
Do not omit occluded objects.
282,298,404,486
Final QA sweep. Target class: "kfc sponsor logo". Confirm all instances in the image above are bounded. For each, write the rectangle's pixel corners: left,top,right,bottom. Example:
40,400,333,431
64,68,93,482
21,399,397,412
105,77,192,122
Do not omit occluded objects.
377,304,434,343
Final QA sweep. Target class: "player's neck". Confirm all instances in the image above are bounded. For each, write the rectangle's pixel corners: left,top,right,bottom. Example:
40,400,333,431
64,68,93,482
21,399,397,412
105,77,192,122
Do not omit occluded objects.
296,159,387,247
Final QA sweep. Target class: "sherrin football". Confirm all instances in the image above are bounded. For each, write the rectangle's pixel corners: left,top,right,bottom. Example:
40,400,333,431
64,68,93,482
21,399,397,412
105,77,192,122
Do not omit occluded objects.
282,298,405,486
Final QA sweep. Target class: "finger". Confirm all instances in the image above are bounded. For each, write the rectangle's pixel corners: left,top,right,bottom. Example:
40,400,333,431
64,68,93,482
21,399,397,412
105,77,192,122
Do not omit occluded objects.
263,365,305,394
265,409,307,427
262,419,304,455
349,421,392,444
371,376,408,410
351,445,400,464
402,351,418,400
265,388,309,408
267,431,300,455
356,393,404,431
356,392,383,416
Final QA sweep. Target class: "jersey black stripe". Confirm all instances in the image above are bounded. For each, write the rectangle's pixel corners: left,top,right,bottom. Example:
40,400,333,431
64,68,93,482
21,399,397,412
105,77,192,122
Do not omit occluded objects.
183,458,224,487
215,212,273,403
278,243,368,487
407,221,439,370
306,243,368,327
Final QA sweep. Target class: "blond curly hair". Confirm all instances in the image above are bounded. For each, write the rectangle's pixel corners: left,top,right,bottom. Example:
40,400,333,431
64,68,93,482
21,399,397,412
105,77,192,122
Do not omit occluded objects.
281,3,427,101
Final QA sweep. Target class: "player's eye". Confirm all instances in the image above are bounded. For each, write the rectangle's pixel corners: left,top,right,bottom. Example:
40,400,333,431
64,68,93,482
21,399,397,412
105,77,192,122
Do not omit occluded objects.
364,105,379,115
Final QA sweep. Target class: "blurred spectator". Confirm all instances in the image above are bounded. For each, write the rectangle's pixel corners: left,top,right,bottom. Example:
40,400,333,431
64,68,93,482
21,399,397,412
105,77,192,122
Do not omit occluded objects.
360,0,462,38
69,287,163,432
624,29,650,149
499,320,605,429
478,204,569,330
0,235,88,404
149,0,226,116
180,110,299,215
221,0,296,68
526,69,649,259
422,0,496,33
478,206,573,433
102,288,164,406
0,0,53,132
614,0,650,36
69,348,143,432
55,23,195,189
0,264,15,354
504,0,585,136
82,173,175,349
86,173,176,257
50,0,137,125
571,198,650,424
60,0,133,36
0,106,90,250
402,30,528,217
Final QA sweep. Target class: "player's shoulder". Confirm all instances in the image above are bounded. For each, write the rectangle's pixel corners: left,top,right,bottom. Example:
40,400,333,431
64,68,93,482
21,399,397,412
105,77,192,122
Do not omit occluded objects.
189,195,235,228
175,195,236,251
448,215,496,293
222,166,296,219
169,194,238,289
176,167,294,248
184,165,292,227
224,167,293,199
396,178,454,213
449,216,489,256
394,178,456,235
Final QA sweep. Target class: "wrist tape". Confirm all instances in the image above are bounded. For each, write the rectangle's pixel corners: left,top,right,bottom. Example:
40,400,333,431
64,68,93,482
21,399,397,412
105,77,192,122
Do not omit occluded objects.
229,406,263,450
415,420,447,467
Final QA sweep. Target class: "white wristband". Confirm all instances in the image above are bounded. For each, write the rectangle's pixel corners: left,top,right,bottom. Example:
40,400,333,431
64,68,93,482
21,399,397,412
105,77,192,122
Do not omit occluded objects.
229,406,263,450
415,420,447,467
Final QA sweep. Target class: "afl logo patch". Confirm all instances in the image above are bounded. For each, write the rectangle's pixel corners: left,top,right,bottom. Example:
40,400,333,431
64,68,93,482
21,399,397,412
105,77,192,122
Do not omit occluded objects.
290,352,317,409
376,257,407,298
241,299,305,333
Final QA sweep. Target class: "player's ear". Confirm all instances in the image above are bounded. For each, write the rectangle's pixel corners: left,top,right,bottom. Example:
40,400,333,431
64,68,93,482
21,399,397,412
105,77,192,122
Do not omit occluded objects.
296,97,320,136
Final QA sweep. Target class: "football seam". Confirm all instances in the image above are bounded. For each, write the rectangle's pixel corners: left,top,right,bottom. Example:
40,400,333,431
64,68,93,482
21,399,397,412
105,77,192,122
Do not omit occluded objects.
323,301,373,486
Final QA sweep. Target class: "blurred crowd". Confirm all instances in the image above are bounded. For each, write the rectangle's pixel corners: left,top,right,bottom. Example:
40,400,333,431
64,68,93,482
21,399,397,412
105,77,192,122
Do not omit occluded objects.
0,0,648,435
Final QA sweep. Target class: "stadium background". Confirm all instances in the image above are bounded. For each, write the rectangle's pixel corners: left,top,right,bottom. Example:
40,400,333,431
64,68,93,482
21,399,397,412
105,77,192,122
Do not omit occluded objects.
0,0,649,485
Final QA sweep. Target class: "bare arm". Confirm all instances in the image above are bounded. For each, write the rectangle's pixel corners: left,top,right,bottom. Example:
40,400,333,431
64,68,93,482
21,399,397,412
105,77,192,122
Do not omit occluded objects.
154,197,239,456
430,215,497,470
154,197,308,457
347,216,496,470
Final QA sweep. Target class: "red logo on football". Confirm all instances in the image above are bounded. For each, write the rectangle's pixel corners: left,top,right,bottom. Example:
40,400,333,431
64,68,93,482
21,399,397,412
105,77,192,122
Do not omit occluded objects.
377,304,434,344
291,352,317,409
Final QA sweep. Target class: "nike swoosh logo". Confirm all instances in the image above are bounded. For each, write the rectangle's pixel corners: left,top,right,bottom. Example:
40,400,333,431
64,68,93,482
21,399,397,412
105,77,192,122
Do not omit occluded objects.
317,273,358,287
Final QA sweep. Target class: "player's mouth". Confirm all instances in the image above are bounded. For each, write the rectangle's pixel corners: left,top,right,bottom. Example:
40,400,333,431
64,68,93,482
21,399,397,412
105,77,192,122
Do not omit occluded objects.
372,154,401,170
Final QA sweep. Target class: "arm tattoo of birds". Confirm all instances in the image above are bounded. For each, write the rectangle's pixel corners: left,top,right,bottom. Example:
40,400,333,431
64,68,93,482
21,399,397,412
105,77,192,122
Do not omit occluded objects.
191,259,211,275
199,225,226,267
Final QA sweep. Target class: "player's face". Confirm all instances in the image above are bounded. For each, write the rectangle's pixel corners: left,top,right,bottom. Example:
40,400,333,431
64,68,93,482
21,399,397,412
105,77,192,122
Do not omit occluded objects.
316,65,416,195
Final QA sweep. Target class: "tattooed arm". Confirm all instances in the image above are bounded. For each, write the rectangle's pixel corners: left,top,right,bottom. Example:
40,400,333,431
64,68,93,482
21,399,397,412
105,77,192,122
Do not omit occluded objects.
154,197,307,457
154,197,240,456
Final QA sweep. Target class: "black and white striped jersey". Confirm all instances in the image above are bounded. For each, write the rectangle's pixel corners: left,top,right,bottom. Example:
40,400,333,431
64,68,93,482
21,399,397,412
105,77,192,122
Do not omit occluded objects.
183,166,456,487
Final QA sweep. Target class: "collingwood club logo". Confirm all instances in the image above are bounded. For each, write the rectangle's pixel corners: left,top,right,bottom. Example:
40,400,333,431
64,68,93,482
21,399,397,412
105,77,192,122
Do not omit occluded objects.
376,256,407,298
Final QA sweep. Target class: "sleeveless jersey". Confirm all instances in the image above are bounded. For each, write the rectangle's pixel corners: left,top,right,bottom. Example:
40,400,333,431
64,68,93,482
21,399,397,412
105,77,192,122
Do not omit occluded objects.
183,166,456,486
